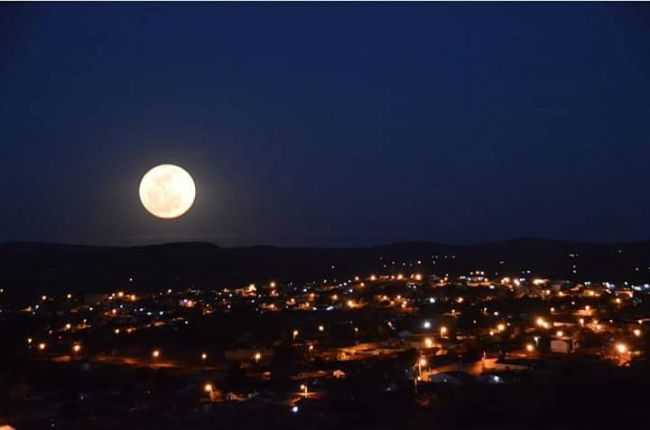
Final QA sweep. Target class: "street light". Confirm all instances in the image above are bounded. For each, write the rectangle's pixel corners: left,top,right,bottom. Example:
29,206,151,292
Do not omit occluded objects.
204,383,215,401
152,349,160,359
417,357,427,379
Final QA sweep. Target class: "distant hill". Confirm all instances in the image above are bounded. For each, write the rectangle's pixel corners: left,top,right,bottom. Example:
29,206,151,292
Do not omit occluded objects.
1,239,650,297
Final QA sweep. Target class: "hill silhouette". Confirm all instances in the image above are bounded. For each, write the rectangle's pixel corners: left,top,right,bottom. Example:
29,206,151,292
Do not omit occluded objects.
1,239,650,298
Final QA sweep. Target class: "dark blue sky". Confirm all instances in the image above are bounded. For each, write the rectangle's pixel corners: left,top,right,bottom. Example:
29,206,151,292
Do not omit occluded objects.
1,3,649,246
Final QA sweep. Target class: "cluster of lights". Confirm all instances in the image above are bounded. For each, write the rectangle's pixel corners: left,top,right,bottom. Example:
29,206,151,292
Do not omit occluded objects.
22,263,650,394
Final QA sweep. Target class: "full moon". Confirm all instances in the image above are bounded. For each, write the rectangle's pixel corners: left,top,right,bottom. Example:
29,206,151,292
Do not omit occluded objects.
139,164,196,219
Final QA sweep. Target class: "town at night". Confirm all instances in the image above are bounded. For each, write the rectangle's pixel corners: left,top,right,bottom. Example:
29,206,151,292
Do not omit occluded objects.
2,1,650,429
4,241,650,428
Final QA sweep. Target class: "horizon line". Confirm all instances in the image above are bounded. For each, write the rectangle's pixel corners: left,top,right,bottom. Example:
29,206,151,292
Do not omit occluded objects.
2,237,650,249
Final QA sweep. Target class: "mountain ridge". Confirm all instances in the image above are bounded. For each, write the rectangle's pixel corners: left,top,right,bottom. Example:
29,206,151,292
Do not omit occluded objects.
1,239,650,299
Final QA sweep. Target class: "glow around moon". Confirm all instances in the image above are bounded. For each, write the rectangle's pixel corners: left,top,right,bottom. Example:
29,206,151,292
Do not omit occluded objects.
139,164,196,219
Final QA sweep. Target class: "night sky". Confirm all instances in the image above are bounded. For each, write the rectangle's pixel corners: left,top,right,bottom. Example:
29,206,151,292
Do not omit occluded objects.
2,3,649,247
